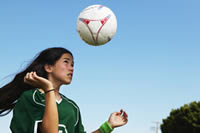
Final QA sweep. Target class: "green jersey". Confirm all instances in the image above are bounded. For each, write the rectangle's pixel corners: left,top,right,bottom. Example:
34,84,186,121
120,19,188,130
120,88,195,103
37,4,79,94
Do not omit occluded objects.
10,89,86,133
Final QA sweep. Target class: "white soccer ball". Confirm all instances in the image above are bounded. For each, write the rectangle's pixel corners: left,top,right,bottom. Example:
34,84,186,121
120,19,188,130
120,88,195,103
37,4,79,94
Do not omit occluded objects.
77,5,117,46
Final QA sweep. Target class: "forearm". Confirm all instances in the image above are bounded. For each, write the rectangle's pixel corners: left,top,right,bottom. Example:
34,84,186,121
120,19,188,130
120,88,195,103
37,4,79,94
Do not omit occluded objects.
41,91,58,133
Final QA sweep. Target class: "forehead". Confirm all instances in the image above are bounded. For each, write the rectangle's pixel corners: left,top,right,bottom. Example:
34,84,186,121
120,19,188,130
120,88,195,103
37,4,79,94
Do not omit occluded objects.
60,53,73,61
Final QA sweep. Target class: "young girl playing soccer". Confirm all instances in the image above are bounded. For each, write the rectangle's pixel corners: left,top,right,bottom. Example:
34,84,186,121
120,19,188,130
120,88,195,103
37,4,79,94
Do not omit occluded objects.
0,47,128,133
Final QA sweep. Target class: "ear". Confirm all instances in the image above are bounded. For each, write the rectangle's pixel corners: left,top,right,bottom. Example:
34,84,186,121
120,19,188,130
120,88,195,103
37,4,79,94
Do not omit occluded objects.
44,64,54,73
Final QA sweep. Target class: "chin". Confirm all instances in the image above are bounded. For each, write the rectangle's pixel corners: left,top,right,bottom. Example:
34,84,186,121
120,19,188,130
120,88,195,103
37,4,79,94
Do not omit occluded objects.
65,82,71,85
64,80,72,85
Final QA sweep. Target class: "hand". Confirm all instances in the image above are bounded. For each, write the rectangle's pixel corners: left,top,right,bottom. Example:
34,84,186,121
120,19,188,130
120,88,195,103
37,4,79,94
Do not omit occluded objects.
24,72,53,91
108,109,128,129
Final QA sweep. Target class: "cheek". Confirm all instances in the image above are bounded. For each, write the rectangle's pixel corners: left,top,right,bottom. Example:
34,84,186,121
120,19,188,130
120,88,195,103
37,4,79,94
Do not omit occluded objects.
54,66,67,77
56,64,67,71
59,67,67,76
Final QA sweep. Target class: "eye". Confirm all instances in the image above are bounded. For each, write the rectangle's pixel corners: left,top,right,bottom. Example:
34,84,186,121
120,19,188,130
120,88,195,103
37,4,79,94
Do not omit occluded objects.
64,60,69,64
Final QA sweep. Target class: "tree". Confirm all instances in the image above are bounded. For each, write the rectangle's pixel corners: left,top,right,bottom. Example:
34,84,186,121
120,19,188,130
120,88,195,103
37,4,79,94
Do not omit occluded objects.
161,101,200,133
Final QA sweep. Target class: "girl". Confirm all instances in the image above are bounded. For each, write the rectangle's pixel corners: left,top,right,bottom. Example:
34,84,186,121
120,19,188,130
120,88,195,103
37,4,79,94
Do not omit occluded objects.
0,47,128,133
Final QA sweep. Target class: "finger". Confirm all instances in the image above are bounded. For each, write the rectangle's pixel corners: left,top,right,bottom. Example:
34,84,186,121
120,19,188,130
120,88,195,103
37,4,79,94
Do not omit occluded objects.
122,113,127,122
123,118,128,123
115,112,121,116
123,111,128,118
24,72,30,82
31,72,37,79
32,72,37,79
25,72,29,79
32,72,42,81
120,109,123,114
115,109,124,116
122,116,128,122
23,74,36,86
120,109,124,116
27,72,34,81
32,71,37,77
122,112,128,121
34,71,38,76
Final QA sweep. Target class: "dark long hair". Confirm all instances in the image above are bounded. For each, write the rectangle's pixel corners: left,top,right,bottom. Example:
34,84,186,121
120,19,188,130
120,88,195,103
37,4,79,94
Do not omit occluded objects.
0,47,73,116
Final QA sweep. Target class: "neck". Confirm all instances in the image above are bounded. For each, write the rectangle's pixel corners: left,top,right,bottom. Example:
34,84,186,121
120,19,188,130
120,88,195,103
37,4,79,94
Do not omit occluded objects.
48,76,62,91
54,90,62,101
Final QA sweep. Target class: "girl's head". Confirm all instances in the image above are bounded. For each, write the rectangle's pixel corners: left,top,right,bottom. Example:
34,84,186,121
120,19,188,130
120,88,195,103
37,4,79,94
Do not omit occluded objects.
0,47,73,116
27,47,74,85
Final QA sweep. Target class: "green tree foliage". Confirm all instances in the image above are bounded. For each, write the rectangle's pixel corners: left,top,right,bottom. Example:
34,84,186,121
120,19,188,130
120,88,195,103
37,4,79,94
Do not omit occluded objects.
161,101,200,133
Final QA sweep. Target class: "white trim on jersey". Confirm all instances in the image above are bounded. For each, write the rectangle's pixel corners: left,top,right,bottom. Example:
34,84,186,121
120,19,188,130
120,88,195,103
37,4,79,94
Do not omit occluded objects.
62,96,80,127
33,90,45,106
58,124,68,133
34,120,68,133
34,120,42,133
34,89,63,105
56,98,63,104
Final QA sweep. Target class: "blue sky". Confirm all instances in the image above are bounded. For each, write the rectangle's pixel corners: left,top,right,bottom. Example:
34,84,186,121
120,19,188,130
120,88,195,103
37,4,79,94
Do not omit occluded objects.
0,0,200,133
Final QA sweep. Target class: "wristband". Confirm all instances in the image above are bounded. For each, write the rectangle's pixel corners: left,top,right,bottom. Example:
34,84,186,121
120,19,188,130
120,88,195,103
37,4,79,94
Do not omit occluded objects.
100,121,114,133
45,89,55,94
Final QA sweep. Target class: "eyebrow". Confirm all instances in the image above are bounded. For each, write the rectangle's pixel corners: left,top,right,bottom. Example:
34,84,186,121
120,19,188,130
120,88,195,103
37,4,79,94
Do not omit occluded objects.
63,57,70,60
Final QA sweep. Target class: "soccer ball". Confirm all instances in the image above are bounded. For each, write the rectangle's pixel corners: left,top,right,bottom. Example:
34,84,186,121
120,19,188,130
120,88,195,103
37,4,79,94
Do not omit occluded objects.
77,5,117,46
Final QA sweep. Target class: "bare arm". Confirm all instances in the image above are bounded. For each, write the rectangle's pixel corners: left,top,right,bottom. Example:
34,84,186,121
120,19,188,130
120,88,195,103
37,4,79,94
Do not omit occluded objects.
40,90,58,133
24,72,58,133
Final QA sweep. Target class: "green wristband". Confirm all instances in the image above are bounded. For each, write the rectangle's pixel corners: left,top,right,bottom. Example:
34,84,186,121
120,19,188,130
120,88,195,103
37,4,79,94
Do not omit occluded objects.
100,121,114,133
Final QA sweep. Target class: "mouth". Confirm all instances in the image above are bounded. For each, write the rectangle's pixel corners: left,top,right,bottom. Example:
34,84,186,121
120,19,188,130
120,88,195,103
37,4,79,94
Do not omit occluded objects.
67,73,73,78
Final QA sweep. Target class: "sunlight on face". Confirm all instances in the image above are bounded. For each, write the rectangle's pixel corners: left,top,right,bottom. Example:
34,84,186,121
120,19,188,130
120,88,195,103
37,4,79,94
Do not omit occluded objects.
49,53,74,86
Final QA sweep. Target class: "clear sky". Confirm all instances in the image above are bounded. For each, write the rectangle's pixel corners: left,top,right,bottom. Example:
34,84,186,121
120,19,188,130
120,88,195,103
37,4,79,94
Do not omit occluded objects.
0,0,200,133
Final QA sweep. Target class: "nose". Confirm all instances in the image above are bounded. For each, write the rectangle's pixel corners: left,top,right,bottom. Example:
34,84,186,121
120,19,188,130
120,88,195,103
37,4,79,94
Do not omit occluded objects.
69,65,74,72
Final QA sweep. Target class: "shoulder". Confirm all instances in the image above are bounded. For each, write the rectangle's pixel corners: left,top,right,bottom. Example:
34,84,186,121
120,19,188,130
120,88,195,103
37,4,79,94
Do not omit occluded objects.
22,89,36,97
61,94,80,110
18,89,45,106
19,89,36,101
14,89,39,111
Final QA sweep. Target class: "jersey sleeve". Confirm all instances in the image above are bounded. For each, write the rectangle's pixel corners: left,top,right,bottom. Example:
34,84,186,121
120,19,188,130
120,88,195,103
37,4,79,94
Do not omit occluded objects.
10,90,44,133
75,111,86,133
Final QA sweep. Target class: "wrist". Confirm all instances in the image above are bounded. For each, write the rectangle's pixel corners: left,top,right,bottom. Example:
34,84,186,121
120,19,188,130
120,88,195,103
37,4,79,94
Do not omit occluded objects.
107,121,114,129
45,88,55,94
99,121,114,133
